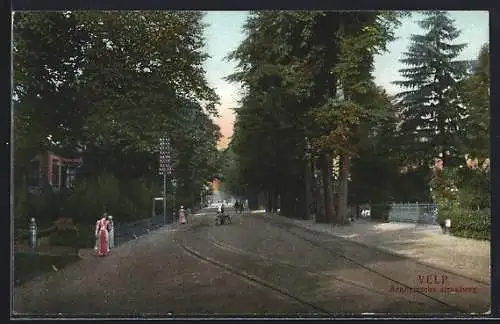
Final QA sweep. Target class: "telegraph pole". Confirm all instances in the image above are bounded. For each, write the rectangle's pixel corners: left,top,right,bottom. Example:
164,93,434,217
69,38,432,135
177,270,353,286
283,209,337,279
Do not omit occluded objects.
159,137,172,225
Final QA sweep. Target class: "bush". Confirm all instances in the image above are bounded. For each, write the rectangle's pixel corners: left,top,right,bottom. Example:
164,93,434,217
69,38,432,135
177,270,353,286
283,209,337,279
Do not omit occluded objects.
76,223,97,249
14,181,29,222
27,190,63,227
432,163,490,240
65,173,161,225
49,218,84,253
65,173,121,224
437,204,490,241
18,173,163,230
49,227,79,246
370,204,391,222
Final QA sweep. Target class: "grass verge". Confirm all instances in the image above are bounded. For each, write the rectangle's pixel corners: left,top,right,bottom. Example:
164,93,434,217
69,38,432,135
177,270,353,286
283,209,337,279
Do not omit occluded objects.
14,252,81,287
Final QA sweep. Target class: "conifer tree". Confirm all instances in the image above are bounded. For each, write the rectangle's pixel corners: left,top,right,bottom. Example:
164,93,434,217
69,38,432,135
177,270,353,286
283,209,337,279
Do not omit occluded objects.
394,11,469,168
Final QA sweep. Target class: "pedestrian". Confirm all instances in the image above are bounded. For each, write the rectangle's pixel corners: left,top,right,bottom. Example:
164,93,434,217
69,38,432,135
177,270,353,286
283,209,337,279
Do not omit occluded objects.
234,201,239,212
94,216,101,252
179,206,187,224
95,212,110,257
108,215,114,250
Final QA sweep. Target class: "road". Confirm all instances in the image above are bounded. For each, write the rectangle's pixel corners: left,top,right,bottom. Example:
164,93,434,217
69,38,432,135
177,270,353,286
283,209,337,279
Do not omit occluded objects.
13,208,490,316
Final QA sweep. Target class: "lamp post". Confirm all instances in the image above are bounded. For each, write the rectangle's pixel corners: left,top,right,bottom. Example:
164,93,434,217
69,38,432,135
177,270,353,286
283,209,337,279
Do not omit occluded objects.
159,137,173,225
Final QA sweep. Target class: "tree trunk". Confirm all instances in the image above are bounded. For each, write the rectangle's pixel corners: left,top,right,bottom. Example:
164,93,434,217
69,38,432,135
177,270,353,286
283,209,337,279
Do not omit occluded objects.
295,175,307,219
314,158,325,223
248,188,259,210
304,156,313,220
272,190,279,214
337,153,350,225
319,153,336,223
265,191,271,214
280,190,293,219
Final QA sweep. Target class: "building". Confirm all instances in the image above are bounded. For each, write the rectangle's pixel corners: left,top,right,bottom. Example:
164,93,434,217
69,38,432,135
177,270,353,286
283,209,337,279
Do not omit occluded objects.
27,151,83,193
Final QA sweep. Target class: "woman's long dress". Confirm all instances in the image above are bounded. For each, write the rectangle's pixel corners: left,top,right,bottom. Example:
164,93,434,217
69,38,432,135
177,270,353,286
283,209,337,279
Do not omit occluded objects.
179,210,187,224
96,218,110,256
94,232,100,251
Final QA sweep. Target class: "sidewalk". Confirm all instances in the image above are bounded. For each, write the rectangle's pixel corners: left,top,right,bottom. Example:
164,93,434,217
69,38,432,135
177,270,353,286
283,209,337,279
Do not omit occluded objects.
258,211,490,284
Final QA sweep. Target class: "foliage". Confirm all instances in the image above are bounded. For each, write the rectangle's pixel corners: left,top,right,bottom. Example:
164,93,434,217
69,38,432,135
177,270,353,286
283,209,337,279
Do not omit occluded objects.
226,11,405,223
432,156,490,241
370,204,391,222
219,146,246,197
66,172,160,224
13,11,222,211
437,207,490,241
25,190,62,227
14,181,29,224
14,252,80,287
393,11,469,168
49,218,81,249
458,43,490,159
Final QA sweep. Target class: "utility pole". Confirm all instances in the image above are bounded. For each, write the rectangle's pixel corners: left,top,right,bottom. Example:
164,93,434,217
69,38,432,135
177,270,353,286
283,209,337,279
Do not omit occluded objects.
159,137,173,225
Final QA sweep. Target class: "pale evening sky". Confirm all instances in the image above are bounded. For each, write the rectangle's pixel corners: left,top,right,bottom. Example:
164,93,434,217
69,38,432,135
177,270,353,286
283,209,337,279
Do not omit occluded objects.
202,11,489,140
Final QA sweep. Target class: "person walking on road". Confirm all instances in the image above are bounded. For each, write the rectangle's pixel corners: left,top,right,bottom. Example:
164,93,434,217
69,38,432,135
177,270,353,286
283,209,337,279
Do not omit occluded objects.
179,206,187,224
218,203,225,215
95,213,111,257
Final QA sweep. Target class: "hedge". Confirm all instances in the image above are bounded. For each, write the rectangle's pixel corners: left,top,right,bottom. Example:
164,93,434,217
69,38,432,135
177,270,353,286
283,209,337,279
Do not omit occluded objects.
370,204,391,222
14,173,162,229
438,206,490,241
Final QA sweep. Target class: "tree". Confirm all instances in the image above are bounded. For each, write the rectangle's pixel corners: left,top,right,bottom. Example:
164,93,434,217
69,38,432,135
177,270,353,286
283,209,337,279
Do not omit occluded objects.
13,11,222,219
459,43,490,160
348,87,401,206
227,11,405,223
393,11,469,168
227,12,313,216
309,12,405,223
14,11,219,172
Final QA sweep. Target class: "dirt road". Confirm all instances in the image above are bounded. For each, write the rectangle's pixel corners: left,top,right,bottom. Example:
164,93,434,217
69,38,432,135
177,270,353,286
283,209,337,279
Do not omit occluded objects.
13,209,490,316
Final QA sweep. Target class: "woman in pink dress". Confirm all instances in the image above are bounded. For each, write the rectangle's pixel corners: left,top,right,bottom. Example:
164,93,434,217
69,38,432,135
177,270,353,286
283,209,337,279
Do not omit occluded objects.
95,213,110,256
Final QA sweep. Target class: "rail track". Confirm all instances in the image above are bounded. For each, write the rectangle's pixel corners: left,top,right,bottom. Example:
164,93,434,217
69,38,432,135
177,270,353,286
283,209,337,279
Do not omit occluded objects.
205,236,437,306
174,237,331,315
174,211,488,313
261,215,491,287
255,216,489,313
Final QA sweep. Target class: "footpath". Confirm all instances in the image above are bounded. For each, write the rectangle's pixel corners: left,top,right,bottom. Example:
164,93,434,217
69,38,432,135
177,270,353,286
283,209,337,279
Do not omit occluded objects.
255,211,490,285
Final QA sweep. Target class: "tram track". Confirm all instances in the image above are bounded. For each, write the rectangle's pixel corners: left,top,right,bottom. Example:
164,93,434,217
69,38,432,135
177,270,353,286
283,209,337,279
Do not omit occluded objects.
205,236,436,306
175,231,458,313
173,211,487,313
174,237,332,315
262,216,491,287
257,217,483,314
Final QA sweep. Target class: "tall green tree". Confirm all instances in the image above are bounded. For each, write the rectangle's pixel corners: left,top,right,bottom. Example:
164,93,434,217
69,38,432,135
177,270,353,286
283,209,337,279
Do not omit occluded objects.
227,11,405,223
459,43,490,160
13,11,222,215
14,11,220,181
310,12,405,223
393,11,469,168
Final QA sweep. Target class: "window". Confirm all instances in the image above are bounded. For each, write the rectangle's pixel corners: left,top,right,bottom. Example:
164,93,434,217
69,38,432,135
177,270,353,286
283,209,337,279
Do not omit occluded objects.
51,159,61,190
66,167,77,189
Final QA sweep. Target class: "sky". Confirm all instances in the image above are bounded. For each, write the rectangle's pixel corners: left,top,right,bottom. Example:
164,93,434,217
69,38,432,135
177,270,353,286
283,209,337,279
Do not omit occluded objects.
202,11,489,142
